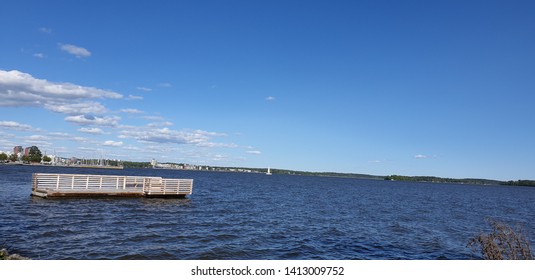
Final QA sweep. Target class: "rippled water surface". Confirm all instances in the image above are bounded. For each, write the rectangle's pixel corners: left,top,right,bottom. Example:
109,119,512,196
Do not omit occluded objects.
1,165,534,259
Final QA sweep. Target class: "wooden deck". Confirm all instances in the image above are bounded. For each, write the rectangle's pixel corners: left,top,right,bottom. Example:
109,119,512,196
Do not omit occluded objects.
31,173,193,198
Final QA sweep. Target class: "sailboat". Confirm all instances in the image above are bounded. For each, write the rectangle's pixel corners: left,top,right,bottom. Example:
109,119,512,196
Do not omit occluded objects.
266,167,272,175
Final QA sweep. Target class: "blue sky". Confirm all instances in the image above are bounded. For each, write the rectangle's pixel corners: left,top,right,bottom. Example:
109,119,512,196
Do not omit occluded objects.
1,0,534,180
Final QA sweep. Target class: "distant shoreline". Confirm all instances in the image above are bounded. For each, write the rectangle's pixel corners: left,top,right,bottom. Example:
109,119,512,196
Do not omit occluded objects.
2,162,533,187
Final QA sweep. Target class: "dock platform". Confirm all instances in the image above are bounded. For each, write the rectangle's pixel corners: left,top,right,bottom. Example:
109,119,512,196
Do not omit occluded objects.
31,173,193,198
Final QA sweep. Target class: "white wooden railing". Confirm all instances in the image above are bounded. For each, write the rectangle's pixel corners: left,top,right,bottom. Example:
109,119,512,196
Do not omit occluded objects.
143,178,194,195
32,173,193,195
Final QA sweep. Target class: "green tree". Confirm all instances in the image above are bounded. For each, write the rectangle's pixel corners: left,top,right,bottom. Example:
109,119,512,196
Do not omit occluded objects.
9,153,18,162
21,155,30,163
28,146,42,163
43,155,52,163
0,152,8,161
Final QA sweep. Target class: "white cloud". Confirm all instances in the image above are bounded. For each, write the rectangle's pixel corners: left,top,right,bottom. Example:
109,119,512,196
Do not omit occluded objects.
414,154,428,159
158,82,172,88
78,127,104,135
246,150,262,155
103,140,123,147
148,121,174,127
28,135,48,141
24,139,52,147
48,132,71,137
120,127,228,147
0,70,122,128
39,27,52,34
126,95,143,100
24,135,52,146
65,115,120,127
266,96,275,101
44,101,108,115
143,115,164,121
121,108,144,114
34,53,45,58
212,154,228,161
0,121,34,131
73,137,89,142
197,142,238,148
193,130,227,137
59,44,91,58
0,70,122,109
136,87,152,92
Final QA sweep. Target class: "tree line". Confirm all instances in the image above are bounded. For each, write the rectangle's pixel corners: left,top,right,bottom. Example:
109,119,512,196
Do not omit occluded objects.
385,175,535,187
0,146,50,163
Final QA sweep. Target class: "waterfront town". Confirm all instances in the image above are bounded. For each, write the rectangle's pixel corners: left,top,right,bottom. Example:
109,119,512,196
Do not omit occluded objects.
0,145,260,173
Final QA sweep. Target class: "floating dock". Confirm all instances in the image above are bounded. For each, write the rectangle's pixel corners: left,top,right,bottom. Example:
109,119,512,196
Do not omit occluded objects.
31,173,193,198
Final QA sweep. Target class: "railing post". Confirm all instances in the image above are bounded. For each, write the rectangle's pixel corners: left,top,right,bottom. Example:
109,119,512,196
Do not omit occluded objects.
56,174,60,190
123,176,126,190
71,175,75,189
86,176,89,189
32,174,37,191
99,176,103,189
116,177,119,189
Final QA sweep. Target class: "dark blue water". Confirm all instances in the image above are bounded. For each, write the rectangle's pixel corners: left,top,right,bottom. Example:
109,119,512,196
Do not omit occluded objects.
1,165,534,260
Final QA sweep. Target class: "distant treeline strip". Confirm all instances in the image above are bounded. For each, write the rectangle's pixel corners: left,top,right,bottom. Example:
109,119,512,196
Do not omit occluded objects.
501,180,535,187
122,161,152,168
385,175,535,187
119,161,534,186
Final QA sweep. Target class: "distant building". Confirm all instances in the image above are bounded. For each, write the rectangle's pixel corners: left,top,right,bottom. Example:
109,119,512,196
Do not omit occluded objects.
13,146,23,155
151,159,157,167
24,147,31,157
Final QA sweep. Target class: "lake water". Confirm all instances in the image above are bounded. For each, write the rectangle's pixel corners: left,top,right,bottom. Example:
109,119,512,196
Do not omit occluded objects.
1,165,534,260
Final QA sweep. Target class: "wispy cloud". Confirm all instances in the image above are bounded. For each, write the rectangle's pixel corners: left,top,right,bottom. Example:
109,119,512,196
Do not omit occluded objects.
246,150,262,155
136,86,152,92
158,82,172,88
39,27,52,34
28,134,48,141
120,108,144,114
103,140,123,147
25,138,52,147
33,53,45,59
414,154,437,159
126,95,143,100
197,142,238,148
143,115,164,121
0,121,34,131
65,115,120,127
59,43,91,58
119,127,229,148
266,96,275,101
78,127,104,135
44,102,108,115
148,121,174,127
